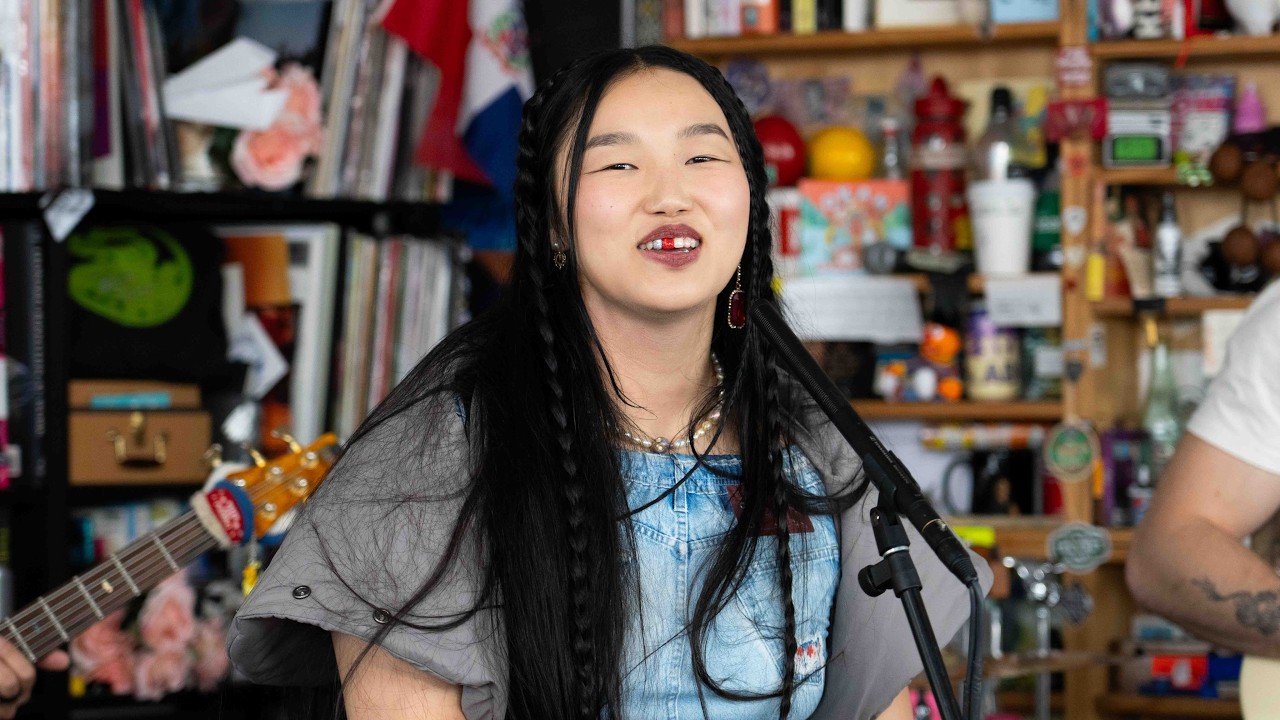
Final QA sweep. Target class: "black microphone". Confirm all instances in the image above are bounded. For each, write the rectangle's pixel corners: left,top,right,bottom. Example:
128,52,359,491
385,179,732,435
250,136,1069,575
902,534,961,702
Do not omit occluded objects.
751,301,979,586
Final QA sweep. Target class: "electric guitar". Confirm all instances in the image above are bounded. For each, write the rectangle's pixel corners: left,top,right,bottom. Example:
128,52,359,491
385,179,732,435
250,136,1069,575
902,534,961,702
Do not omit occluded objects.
0,433,340,665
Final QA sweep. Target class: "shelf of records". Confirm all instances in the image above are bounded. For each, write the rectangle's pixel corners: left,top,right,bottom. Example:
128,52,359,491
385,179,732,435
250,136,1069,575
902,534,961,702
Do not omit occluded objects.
0,218,463,495
0,0,448,201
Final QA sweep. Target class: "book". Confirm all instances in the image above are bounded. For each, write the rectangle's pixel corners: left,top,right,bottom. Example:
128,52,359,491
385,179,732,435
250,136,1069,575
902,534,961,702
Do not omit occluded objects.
2,222,46,489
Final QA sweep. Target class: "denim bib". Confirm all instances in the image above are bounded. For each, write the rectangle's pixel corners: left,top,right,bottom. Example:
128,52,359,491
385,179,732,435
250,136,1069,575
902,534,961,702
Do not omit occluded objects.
617,448,840,719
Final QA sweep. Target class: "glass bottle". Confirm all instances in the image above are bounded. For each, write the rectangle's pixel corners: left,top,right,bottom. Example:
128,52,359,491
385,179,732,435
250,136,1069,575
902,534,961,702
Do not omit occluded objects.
973,87,1021,181
1153,191,1183,298
1141,316,1182,484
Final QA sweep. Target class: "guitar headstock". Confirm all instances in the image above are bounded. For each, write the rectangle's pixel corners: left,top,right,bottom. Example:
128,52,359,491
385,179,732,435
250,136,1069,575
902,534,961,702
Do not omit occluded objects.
207,433,341,543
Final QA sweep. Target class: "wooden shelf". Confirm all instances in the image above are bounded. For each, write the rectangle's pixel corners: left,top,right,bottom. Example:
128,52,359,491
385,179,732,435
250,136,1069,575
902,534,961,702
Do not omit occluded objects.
667,22,1059,57
1093,295,1256,317
1096,693,1241,718
1092,32,1280,61
1097,167,1184,187
997,690,1065,713
852,399,1062,422
949,516,1133,564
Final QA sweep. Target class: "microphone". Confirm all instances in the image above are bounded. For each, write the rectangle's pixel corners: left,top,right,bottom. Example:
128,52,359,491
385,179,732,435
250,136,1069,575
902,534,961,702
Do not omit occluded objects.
751,301,979,586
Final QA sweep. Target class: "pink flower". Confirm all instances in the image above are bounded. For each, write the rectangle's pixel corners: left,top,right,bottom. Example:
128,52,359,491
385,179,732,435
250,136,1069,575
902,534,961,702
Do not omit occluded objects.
276,63,322,149
231,62,322,190
71,610,135,694
89,656,136,696
138,573,196,652
231,125,310,190
134,649,192,701
191,618,230,692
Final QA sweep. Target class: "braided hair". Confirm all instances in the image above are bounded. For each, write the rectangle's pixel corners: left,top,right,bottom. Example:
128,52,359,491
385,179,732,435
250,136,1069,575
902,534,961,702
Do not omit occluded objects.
328,46,867,720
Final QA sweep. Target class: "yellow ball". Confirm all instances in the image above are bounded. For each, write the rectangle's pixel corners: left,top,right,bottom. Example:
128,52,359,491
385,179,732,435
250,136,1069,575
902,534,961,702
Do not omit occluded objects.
808,126,876,181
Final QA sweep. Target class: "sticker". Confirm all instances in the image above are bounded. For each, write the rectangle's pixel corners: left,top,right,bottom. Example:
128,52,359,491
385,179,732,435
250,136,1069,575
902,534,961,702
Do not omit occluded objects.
67,226,194,327
1045,98,1109,141
1063,245,1086,269
1090,323,1107,368
1065,148,1090,177
1044,421,1100,481
41,188,95,242
1055,47,1093,90
1060,580,1095,623
1063,206,1087,237
1047,522,1112,574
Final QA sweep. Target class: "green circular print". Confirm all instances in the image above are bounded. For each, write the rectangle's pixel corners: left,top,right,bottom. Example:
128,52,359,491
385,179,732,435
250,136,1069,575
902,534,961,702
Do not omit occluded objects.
68,226,193,328
1044,422,1098,481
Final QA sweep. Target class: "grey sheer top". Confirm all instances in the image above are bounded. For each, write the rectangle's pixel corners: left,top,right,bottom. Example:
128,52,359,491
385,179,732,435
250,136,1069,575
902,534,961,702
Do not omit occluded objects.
228,387,993,719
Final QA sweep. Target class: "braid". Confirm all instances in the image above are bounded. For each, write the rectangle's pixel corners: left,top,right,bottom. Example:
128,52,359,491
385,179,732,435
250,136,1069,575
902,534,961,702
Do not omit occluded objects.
762,347,798,719
516,63,600,720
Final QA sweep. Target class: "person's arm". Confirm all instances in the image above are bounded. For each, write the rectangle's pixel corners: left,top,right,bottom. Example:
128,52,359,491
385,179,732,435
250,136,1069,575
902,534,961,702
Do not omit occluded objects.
1127,432,1280,656
333,632,465,720
875,688,912,719
0,642,68,719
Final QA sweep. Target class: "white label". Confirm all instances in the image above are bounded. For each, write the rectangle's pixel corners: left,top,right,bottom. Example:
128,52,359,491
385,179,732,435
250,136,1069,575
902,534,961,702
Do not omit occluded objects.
1202,309,1246,377
1036,346,1064,378
780,275,923,343
985,275,1063,328
41,189,95,242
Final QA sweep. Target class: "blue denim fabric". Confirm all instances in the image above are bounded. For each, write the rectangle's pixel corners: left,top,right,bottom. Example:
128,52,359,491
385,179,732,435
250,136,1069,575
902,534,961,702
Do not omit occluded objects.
617,448,840,720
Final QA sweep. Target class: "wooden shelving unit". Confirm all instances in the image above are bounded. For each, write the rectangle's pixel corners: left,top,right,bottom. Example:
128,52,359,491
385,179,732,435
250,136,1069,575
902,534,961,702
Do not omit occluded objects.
1096,167,1186,187
851,399,1063,422
1092,33,1280,60
1096,693,1241,718
948,516,1134,564
667,21,1059,57
1092,295,1256,317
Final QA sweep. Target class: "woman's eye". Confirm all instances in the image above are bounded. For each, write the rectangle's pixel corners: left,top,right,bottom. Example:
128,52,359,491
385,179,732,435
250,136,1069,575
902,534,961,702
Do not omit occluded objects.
594,163,634,172
687,155,720,164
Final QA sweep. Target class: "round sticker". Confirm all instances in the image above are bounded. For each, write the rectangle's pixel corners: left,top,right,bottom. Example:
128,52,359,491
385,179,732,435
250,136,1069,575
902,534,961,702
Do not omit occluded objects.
1044,420,1100,482
1047,522,1113,574
68,225,194,327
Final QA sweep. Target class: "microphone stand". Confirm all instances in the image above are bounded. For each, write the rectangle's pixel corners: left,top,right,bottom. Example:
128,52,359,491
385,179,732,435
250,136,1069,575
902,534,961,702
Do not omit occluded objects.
751,302,973,720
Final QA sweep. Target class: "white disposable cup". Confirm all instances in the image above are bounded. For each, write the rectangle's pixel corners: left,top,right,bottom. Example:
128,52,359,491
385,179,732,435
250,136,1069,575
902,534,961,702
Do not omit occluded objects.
967,178,1036,277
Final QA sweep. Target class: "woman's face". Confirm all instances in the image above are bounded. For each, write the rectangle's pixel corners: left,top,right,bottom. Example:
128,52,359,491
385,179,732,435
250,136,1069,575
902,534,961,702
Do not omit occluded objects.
562,68,750,327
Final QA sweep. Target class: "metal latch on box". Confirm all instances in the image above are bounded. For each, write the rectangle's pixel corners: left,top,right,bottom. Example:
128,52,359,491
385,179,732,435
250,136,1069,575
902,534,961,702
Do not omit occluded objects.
105,411,168,468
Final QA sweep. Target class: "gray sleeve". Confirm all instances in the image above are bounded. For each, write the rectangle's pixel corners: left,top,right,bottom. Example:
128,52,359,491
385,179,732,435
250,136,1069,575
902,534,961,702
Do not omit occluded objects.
227,395,507,720
813,489,993,720
791,391,994,720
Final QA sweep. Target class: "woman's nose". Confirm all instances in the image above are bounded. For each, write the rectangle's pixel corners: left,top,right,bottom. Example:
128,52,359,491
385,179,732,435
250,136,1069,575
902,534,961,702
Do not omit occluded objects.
642,164,693,215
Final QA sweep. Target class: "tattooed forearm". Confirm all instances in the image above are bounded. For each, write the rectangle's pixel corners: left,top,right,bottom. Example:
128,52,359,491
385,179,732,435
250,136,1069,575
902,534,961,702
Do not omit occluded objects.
1192,577,1280,636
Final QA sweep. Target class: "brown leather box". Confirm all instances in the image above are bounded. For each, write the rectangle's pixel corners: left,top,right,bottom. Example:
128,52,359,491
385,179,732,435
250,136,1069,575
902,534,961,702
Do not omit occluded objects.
68,381,211,486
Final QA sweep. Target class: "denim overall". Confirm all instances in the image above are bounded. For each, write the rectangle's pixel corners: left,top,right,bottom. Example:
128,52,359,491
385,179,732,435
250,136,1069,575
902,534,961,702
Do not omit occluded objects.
617,448,840,719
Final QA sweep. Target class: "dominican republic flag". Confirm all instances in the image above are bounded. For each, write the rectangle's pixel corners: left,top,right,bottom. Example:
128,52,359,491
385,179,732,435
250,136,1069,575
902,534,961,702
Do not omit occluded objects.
382,0,534,205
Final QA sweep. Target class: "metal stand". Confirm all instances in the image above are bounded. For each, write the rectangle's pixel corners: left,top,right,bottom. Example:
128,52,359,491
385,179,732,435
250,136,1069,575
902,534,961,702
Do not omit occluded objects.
859,498,963,720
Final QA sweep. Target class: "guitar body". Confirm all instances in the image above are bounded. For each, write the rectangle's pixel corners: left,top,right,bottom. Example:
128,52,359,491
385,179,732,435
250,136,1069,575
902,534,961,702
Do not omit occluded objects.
1242,655,1280,719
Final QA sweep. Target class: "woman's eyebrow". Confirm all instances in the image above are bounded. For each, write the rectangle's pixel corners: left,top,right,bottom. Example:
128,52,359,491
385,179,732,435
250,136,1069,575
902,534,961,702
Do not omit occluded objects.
680,122,729,140
585,131,638,151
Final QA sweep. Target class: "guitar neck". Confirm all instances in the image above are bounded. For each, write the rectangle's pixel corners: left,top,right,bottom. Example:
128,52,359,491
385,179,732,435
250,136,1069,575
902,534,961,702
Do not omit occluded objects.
1,511,214,662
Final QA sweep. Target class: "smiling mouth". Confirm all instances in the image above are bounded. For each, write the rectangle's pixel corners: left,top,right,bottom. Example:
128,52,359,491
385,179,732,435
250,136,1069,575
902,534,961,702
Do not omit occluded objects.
638,237,702,252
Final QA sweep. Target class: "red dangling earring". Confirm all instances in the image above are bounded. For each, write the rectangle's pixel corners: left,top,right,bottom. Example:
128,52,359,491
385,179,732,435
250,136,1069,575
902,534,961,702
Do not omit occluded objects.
727,265,746,329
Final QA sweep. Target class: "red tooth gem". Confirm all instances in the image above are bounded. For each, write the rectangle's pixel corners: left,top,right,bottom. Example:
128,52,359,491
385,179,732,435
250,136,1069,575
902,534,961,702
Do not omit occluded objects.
662,237,674,250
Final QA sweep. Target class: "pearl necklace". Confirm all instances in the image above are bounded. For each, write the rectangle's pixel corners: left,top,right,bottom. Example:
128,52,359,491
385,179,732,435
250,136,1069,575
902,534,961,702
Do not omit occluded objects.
621,353,725,454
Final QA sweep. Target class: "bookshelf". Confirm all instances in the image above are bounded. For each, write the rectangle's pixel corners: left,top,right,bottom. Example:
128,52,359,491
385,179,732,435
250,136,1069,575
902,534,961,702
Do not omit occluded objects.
1092,295,1257,317
853,399,1063,422
1091,33,1280,60
1095,693,1241,718
667,21,1060,57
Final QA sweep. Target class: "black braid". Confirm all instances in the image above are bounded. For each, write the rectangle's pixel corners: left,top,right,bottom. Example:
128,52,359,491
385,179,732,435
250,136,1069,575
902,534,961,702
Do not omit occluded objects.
516,61,602,719
762,345,798,719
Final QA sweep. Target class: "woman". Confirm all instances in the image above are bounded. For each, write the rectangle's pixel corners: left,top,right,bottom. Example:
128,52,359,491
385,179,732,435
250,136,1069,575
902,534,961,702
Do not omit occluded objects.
229,46,986,720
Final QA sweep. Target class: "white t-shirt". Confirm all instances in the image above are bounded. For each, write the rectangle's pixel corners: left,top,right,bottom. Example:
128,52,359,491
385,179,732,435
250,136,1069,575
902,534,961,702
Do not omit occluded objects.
1187,280,1280,474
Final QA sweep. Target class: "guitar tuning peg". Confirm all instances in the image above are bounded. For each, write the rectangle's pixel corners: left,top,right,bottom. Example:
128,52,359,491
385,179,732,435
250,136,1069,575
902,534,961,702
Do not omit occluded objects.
240,443,268,468
270,428,304,454
202,444,224,469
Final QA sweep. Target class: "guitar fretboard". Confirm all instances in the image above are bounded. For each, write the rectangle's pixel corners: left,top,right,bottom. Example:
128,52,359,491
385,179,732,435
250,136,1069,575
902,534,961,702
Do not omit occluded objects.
1,511,215,662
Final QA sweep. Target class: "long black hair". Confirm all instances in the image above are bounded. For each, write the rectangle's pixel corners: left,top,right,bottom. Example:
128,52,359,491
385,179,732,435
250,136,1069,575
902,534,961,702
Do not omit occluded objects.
322,46,867,720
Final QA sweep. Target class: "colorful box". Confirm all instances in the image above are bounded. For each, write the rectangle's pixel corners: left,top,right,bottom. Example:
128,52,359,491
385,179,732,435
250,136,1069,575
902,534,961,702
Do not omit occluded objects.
795,179,911,276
